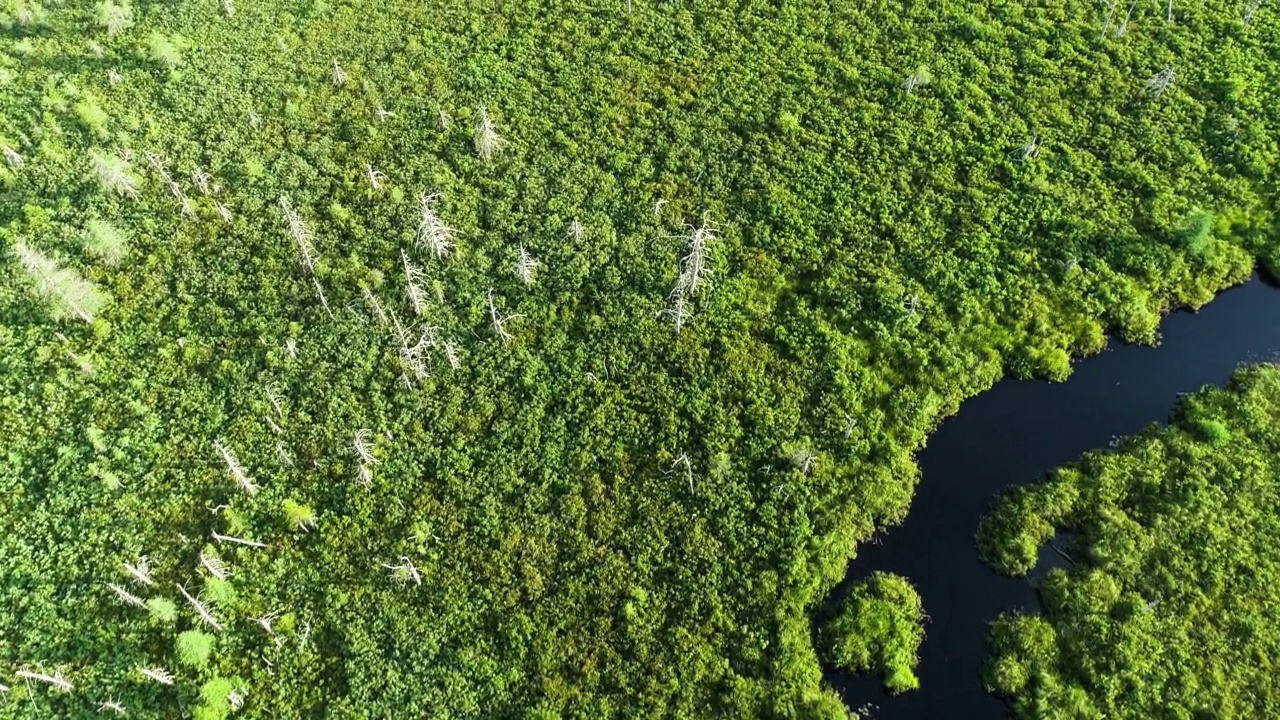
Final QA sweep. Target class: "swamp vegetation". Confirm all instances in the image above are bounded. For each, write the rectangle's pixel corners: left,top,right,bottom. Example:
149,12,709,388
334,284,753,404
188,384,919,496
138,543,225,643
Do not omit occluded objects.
1,0,1278,718
980,363,1280,720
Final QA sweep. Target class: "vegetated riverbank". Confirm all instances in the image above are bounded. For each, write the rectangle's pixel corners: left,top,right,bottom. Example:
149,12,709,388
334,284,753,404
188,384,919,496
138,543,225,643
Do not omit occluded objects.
4,2,1280,717
981,360,1280,719
822,273,1280,719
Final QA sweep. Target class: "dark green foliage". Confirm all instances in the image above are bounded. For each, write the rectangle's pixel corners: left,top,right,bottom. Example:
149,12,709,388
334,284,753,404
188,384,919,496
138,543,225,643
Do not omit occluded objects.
980,364,1280,719
1176,209,1216,258
821,572,925,694
0,1,1278,718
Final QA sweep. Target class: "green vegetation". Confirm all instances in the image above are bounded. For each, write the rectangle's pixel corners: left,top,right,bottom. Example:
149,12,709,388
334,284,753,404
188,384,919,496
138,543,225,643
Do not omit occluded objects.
980,364,1280,719
1,0,1279,717
821,572,925,694
175,630,215,669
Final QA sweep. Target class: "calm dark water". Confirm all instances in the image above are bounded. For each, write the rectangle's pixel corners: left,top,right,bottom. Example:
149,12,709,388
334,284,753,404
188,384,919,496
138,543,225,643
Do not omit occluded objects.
823,274,1280,719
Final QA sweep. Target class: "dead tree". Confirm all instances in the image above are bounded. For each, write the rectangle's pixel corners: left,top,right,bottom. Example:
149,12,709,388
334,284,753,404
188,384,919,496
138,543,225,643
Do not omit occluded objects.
1019,136,1041,162
671,452,694,494
265,382,285,418
1245,0,1264,25
415,192,457,260
199,551,230,580
353,429,379,466
658,293,690,335
90,150,140,198
278,195,318,272
138,667,175,685
256,610,280,635
661,217,716,334
1101,0,1119,37
214,439,256,495
789,448,817,475
514,245,538,285
401,250,431,315
474,104,506,161
228,687,248,711
212,531,267,548
362,286,389,326
672,219,716,299
177,583,223,632
190,166,212,195
902,66,932,95
366,164,386,191
388,309,436,381
1116,0,1138,36
14,241,107,323
487,287,523,342
381,557,422,585
123,557,155,586
1142,65,1176,98
313,277,334,319
107,582,147,608
16,668,72,692
442,340,461,370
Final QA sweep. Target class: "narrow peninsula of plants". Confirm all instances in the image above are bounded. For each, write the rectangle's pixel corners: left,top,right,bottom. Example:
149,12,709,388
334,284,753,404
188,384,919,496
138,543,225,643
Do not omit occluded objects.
1,0,1279,718
980,363,1280,718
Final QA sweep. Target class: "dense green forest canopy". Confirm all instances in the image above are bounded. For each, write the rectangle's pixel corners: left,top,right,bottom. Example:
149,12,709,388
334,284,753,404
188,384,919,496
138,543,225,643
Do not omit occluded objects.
979,363,1280,720
1,0,1279,717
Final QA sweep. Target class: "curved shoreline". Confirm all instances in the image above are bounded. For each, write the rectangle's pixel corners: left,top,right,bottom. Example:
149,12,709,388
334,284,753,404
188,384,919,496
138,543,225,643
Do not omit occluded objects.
821,273,1280,718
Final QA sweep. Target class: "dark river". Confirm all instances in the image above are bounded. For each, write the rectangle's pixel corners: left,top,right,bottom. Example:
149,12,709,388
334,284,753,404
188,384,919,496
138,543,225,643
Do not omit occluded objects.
823,273,1280,719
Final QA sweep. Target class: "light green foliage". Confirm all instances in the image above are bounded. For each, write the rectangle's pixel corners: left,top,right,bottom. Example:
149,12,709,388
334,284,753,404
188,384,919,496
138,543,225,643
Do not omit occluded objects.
73,91,110,140
821,572,925,694
147,31,181,69
177,629,215,668
146,597,177,625
11,240,108,322
1,0,47,29
84,218,129,264
281,498,316,530
204,576,237,608
981,364,1280,719
0,2,1279,718
88,148,140,197
196,676,244,720
95,0,133,37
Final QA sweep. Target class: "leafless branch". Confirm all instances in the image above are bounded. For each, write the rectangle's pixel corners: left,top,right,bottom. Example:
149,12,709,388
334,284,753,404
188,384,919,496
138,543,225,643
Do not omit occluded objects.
177,583,223,632
123,556,155,586
212,531,267,548
16,668,72,691
138,667,174,685
214,439,256,495
487,287,523,342
381,556,422,585
107,583,147,608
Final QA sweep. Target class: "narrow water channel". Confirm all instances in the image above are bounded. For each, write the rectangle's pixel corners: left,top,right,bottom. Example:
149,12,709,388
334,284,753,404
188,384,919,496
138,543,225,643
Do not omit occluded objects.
823,273,1280,719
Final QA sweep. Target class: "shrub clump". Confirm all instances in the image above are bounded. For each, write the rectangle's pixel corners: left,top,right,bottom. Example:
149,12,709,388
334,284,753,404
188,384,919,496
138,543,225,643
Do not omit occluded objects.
821,571,926,694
